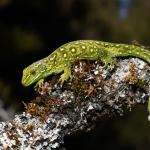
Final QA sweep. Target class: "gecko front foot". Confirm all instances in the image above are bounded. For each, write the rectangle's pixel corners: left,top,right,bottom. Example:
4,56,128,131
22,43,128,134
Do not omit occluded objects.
59,67,72,84
34,79,44,89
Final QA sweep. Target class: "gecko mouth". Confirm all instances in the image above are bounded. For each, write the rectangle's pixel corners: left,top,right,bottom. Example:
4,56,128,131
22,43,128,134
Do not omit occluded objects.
21,73,41,87
21,76,31,86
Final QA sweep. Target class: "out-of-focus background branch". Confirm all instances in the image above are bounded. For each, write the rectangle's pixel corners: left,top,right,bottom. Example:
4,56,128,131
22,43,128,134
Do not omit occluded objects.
0,0,150,149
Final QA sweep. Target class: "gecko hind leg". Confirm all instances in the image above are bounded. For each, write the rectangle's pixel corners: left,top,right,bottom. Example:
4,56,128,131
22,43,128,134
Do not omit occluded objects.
101,56,116,69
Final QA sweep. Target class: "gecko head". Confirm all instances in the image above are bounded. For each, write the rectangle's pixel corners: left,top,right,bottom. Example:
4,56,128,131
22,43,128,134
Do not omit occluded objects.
21,61,47,87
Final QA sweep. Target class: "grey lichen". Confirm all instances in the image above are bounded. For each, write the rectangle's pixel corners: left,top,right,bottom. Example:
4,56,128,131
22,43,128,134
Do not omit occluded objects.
0,58,149,149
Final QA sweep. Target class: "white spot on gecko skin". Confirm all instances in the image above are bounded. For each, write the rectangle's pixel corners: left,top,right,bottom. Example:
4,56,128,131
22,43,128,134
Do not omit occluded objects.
136,52,140,55
63,53,67,58
129,51,132,53
119,52,122,54
43,59,47,63
50,57,54,61
116,44,120,47
104,43,109,46
82,45,86,49
125,45,129,48
50,54,57,61
90,48,94,52
95,41,99,44
71,48,76,53
60,48,65,51
89,41,93,44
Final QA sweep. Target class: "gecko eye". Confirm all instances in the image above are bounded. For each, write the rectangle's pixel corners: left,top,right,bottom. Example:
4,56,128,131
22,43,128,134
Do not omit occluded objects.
30,69,36,75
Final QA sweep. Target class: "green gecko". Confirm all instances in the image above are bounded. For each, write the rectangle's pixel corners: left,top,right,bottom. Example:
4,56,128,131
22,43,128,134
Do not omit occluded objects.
21,40,150,86
21,40,150,115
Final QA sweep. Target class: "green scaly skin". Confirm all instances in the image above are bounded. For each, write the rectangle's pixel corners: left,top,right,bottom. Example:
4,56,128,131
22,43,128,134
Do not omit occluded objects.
21,40,150,116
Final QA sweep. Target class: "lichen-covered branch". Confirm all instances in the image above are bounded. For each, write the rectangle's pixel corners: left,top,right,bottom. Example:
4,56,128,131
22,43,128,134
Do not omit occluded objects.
0,58,149,149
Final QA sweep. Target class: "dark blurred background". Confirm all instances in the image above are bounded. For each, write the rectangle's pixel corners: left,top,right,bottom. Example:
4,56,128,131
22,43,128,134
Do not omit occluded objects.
0,0,150,149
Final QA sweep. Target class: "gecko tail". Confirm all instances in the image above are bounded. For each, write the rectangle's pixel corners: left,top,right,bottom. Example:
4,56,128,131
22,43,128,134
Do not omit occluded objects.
130,46,150,64
115,45,150,64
